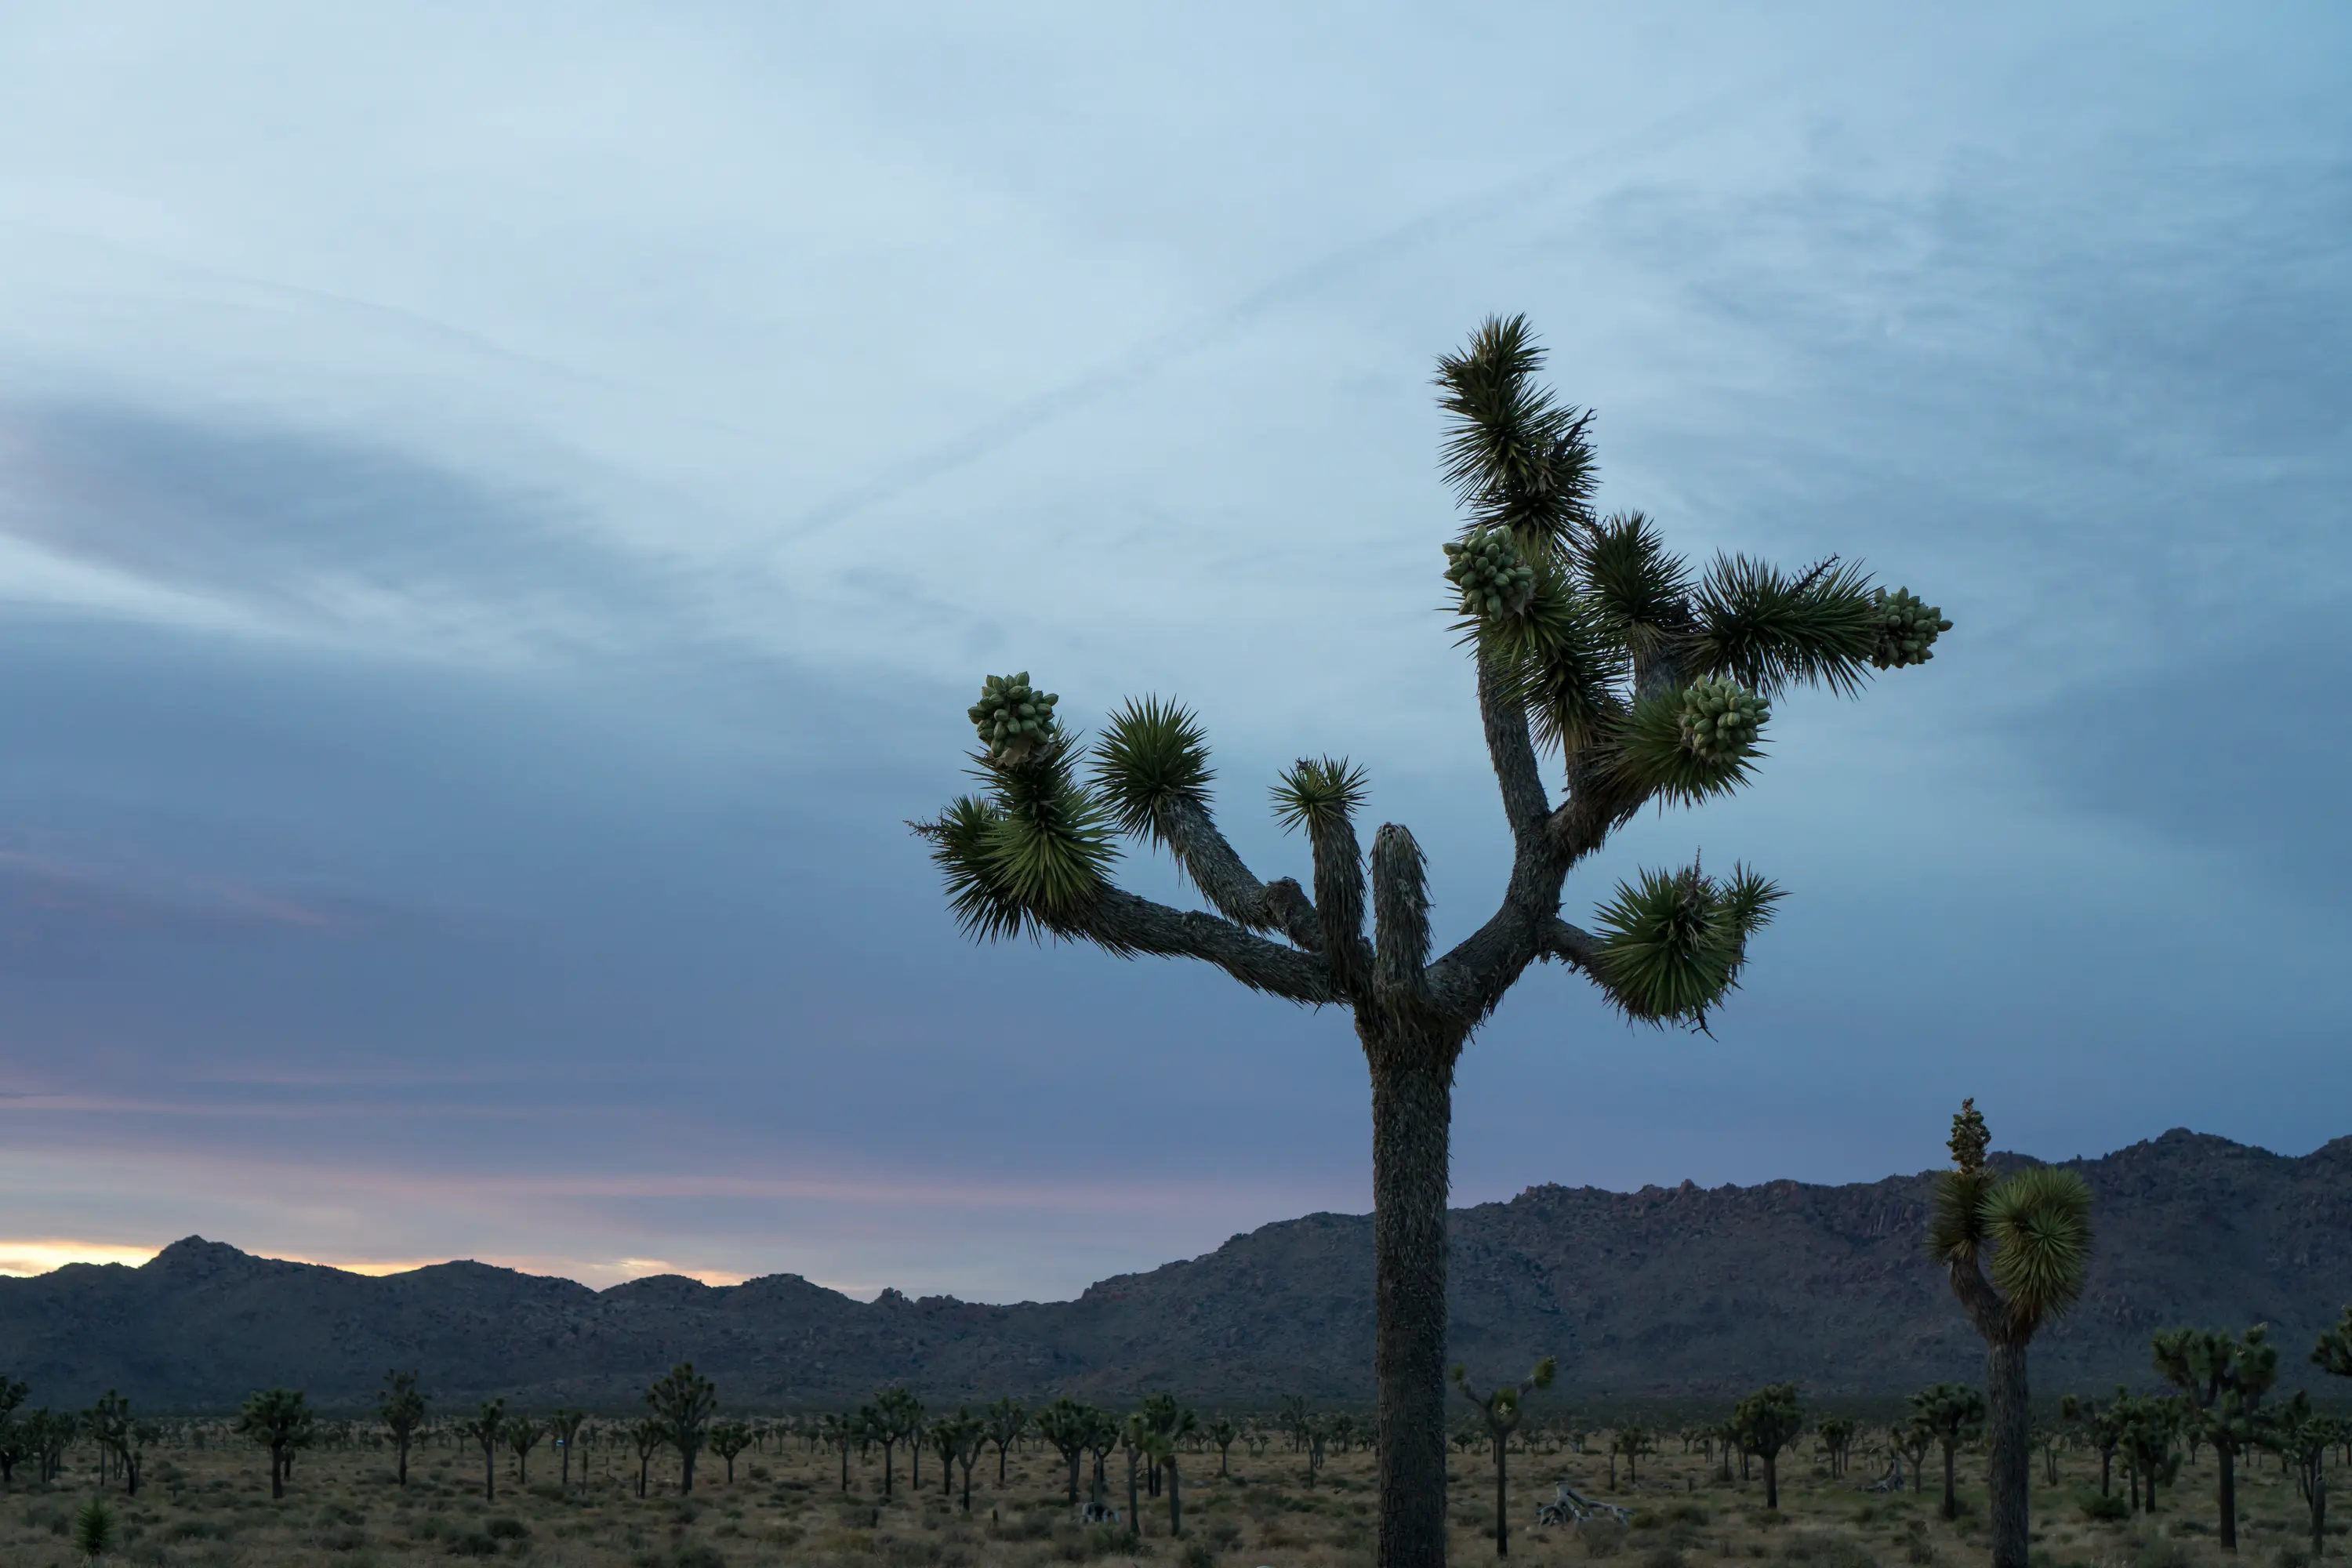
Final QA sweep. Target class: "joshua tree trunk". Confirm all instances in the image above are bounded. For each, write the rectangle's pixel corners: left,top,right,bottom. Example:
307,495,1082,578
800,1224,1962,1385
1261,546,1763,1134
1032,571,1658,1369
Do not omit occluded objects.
2218,1446,2238,1552
1372,1046,1454,1568
1491,1436,1512,1557
1940,1442,1958,1521
1763,1453,1780,1512
1127,1446,1141,1537
1987,1340,2031,1568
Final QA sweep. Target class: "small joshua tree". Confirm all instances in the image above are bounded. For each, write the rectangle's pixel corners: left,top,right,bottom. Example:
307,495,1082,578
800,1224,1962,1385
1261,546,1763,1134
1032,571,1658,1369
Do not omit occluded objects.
647,1363,719,1495
1035,1398,1092,1508
1732,1385,1805,1511
231,1387,314,1501
377,1370,426,1486
506,1414,544,1487
916,316,1947,1568
869,1385,923,1497
985,1397,1028,1486
709,1421,754,1486
1909,1383,1986,1521
1817,1416,1857,1479
1929,1099,2093,1568
457,1399,506,1502
86,1390,140,1496
1207,1415,1239,1478
1452,1356,1555,1558
1612,1421,1653,1486
549,1408,586,1490
629,1417,665,1498
72,1497,115,1563
2154,1323,2278,1552
2267,1391,2332,1557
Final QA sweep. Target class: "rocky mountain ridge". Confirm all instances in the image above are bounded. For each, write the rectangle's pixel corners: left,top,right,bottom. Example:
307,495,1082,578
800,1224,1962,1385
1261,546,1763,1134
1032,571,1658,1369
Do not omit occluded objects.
5,1128,2347,1412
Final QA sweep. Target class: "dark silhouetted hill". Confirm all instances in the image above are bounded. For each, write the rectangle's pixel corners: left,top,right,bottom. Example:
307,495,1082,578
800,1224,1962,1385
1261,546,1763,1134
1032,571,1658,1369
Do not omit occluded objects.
5,1129,2346,1411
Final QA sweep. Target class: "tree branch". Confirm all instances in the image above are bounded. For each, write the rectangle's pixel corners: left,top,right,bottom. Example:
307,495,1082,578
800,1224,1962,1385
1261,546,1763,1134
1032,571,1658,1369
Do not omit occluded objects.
1537,916,1603,972
1155,795,1323,953
1305,815,1373,996
1063,887,1341,1005
1477,654,1551,839
1370,824,1432,1003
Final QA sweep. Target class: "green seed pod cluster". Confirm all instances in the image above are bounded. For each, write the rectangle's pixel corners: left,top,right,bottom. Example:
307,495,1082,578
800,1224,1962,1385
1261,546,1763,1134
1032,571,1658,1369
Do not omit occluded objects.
1443,528,1537,619
1677,676,1767,763
968,671,1060,760
1871,587,1951,669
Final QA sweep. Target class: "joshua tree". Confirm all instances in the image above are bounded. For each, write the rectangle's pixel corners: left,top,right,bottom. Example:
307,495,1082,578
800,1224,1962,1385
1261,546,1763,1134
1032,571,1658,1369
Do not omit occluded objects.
1817,1417,1857,1479
1892,1420,1933,1495
27,1408,75,1486
232,1387,315,1501
869,1385,923,1497
2154,1323,2278,1552
73,1496,115,1563
1122,1414,1146,1537
1733,1385,1805,1511
916,315,1947,1568
86,1390,142,1495
1909,1384,1985,1521
506,1414,544,1486
549,1408,586,1490
1035,1398,1092,1508
630,1417,665,1498
2114,1392,2181,1514
456,1399,506,1502
821,1412,855,1491
647,1363,719,1495
1928,1098,2093,1568
1207,1415,1239,1478
377,1370,426,1486
934,1411,984,1512
2267,1391,2333,1557
1612,1421,1653,1486
1452,1356,1555,1558
709,1421,754,1486
1085,1407,1123,1516
0,1373,26,1486
985,1397,1028,1486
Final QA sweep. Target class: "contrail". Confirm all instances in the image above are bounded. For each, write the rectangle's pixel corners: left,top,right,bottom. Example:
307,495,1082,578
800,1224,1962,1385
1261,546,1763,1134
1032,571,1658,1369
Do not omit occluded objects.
774,60,1819,545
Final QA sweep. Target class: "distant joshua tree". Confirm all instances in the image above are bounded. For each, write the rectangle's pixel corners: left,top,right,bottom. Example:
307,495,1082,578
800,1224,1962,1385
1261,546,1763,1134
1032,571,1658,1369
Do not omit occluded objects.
916,315,1949,1568
2267,1391,2334,1557
646,1363,719,1496
1611,1421,1653,1486
1034,1398,1092,1508
1207,1415,1240,1478
457,1399,506,1503
984,1397,1028,1486
629,1417,665,1498
2154,1324,2278,1552
231,1388,315,1501
868,1386,923,1498
1909,1383,1986,1522
1816,1417,1857,1479
1451,1357,1555,1558
709,1421,754,1486
505,1414,544,1487
1731,1385,1804,1511
1928,1099,2093,1568
376,1371,427,1486
549,1408,587,1491
85,1390,142,1496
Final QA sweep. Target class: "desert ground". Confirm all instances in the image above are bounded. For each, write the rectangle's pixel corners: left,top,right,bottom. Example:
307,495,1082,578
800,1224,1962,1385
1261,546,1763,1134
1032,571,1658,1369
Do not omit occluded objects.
6,1415,2333,1568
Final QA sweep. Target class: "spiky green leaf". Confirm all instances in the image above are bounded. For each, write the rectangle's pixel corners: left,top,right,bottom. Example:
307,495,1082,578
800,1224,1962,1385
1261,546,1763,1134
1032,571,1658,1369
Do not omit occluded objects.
1576,511,1691,652
1982,1166,2092,1323
1591,862,1750,1025
915,795,1036,942
1271,756,1369,834
1090,695,1212,844
1689,554,1878,698
1434,315,1598,556
1608,684,1765,805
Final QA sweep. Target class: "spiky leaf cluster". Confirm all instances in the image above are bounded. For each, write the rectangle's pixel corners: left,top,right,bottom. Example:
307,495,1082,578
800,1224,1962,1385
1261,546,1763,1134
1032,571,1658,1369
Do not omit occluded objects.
1272,755,1369,834
1612,684,1766,804
968,672,1061,761
1871,587,1951,669
1591,860,1781,1025
1090,696,1211,845
1434,314,1598,552
1443,527,1537,619
1677,675,1769,764
1691,554,1878,697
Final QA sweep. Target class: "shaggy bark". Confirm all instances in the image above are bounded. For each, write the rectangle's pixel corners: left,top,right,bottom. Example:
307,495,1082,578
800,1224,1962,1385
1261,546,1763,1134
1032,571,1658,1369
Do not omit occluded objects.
1370,1044,1457,1568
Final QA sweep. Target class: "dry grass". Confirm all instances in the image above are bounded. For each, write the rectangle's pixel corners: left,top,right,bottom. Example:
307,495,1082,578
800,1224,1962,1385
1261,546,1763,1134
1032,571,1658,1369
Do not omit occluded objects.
3,1424,2336,1568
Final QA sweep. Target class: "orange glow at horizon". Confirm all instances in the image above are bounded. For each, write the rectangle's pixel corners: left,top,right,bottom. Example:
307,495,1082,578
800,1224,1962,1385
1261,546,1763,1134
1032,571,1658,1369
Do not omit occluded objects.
0,1240,749,1289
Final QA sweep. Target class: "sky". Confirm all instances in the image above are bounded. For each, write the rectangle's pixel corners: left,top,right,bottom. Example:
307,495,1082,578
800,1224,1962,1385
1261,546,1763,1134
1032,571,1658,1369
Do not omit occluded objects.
0,2,2345,1301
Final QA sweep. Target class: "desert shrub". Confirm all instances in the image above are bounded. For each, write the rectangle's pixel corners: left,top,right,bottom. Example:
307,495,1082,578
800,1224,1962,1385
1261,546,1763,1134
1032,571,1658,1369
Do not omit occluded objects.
1203,1520,1243,1551
2276,1546,2312,1568
445,1531,500,1558
170,1518,234,1542
1643,1546,1690,1568
1181,1540,1219,1568
2126,1534,2194,1568
1585,1519,1629,1559
2080,1496,2130,1524
485,1516,530,1541
317,1524,372,1552
1782,1532,1878,1568
675,1546,728,1568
